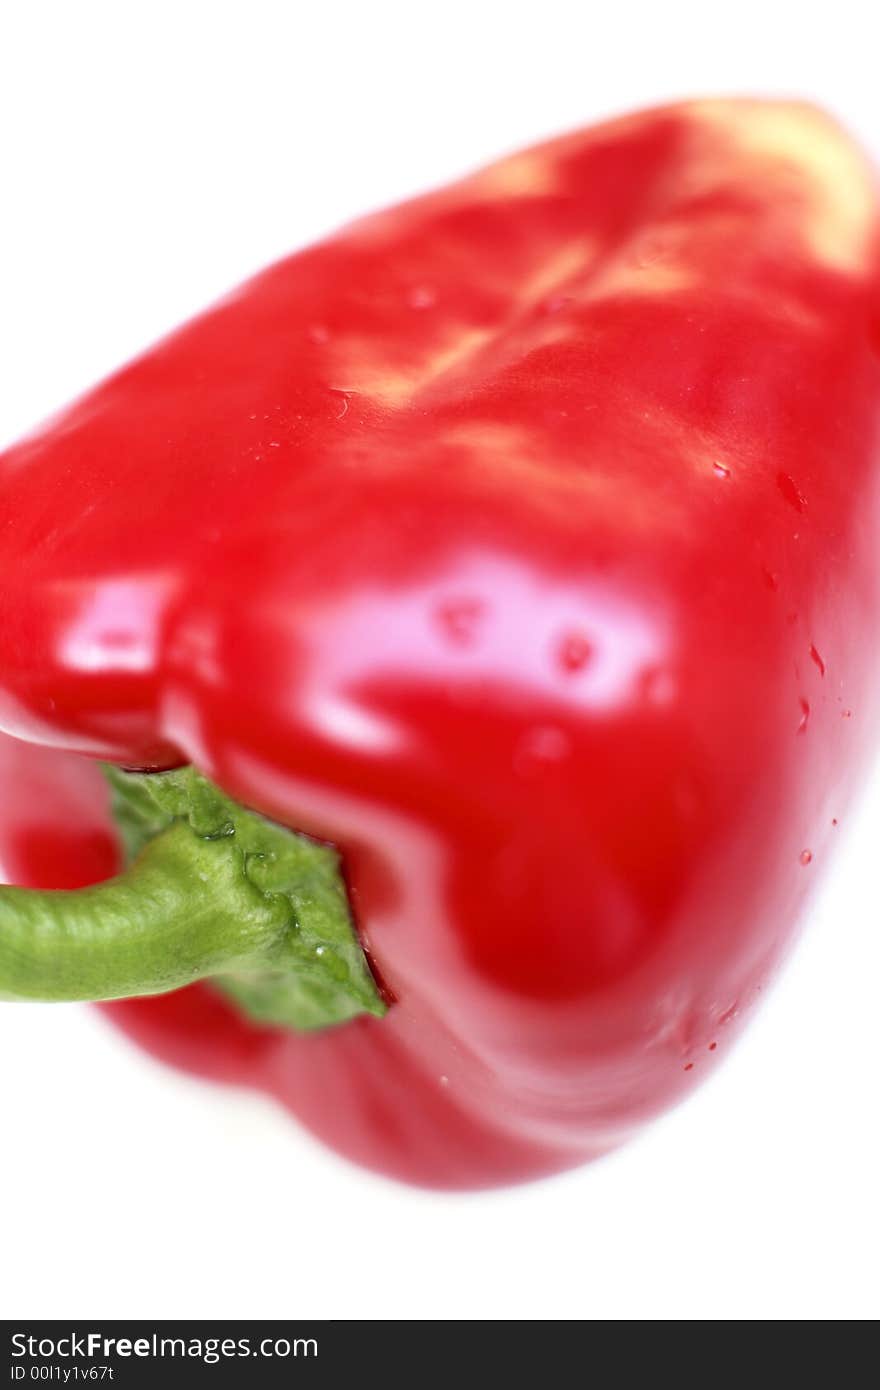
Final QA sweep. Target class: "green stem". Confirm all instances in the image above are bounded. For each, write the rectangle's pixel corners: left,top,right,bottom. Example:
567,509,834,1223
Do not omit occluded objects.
0,765,386,1032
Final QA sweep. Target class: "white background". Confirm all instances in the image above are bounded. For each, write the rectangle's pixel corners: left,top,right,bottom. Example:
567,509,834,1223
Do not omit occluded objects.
1,0,878,1321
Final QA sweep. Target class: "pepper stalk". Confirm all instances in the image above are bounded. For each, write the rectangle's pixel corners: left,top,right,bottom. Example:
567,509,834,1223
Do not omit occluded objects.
0,764,386,1031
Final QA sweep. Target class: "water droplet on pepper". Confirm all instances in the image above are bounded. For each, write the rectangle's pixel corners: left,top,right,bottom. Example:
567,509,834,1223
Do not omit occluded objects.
557,632,593,673
777,472,806,513
435,597,485,646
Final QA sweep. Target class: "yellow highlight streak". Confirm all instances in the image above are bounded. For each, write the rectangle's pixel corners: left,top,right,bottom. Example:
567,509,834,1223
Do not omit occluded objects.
328,326,497,409
690,100,877,274
471,149,561,200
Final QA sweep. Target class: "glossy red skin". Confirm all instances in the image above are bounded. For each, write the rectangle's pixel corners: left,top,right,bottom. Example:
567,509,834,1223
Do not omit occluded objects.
2,101,880,1187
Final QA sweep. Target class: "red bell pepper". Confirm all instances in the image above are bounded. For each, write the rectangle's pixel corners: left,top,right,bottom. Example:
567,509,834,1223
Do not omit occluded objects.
1,99,879,1188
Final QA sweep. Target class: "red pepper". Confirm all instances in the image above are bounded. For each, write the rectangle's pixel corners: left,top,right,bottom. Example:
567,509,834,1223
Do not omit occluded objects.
1,99,880,1188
